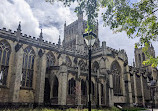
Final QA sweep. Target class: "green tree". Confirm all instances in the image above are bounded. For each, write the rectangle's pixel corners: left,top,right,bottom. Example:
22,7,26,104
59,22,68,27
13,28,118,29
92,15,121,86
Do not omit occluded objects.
46,0,158,67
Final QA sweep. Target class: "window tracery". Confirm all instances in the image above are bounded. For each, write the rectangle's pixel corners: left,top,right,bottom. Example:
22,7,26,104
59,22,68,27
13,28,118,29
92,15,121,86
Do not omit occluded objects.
0,40,11,86
79,60,86,71
47,52,55,68
92,61,99,73
66,56,72,67
21,46,35,88
111,61,122,96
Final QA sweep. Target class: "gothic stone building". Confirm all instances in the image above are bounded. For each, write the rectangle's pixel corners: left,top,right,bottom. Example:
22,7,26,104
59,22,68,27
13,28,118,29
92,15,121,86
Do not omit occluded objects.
0,14,158,108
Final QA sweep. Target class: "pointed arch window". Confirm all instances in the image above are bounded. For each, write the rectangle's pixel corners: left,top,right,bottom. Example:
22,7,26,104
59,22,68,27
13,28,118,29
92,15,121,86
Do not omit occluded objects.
81,79,87,95
53,76,58,97
46,52,55,68
111,61,122,96
0,40,11,86
68,78,76,95
66,56,72,67
79,60,86,71
21,46,35,88
91,81,95,96
92,61,99,73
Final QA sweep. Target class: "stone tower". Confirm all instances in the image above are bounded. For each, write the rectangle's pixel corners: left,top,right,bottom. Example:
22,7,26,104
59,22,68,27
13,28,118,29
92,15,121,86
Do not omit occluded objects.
62,12,100,53
134,44,155,71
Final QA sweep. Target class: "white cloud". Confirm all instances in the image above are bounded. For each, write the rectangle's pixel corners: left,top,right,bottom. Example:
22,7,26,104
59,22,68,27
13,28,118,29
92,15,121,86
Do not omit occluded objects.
0,0,157,65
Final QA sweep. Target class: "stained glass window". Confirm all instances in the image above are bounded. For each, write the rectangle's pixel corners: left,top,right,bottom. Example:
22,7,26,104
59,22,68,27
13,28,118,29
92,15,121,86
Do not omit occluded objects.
111,61,122,96
21,46,35,88
0,40,11,86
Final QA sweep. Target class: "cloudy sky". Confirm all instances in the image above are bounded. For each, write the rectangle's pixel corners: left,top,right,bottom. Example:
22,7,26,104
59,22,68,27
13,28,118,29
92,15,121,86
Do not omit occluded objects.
0,0,157,65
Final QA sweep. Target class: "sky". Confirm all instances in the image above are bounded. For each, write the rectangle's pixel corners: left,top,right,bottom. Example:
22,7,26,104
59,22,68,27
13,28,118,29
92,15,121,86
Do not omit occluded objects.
0,0,157,65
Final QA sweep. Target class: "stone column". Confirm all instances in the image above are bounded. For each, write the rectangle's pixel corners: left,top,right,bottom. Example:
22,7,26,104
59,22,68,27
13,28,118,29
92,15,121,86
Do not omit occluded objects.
109,73,114,107
58,64,68,105
127,72,133,107
9,46,23,104
34,52,47,105
76,78,81,105
98,81,101,106
140,74,145,107
133,73,138,104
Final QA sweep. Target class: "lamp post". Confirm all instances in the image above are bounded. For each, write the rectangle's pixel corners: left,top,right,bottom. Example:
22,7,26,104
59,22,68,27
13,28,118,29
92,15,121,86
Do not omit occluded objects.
148,80,157,111
83,31,96,111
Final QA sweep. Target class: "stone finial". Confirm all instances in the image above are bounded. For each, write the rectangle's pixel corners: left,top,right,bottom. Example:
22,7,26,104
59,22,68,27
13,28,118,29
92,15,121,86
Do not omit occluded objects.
17,21,21,31
39,29,43,40
102,41,106,49
58,35,61,47
77,11,83,20
133,59,135,67
64,21,66,27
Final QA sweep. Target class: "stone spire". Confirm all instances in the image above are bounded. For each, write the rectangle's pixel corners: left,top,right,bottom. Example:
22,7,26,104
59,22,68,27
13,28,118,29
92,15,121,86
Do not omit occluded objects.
39,29,43,40
16,21,22,41
58,35,61,47
17,21,21,31
133,59,135,67
77,11,83,20
64,21,66,27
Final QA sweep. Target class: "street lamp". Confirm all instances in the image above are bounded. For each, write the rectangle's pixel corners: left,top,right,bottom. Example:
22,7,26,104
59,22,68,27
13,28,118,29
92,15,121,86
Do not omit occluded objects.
83,31,96,111
147,80,157,111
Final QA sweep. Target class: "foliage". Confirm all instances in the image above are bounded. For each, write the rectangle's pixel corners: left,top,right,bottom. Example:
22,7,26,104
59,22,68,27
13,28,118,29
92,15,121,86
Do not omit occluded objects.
45,0,158,67
122,107,146,111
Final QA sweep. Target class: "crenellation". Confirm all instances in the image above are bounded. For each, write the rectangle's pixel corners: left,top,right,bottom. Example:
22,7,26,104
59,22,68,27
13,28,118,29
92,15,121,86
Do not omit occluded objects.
0,17,157,108
2,27,6,31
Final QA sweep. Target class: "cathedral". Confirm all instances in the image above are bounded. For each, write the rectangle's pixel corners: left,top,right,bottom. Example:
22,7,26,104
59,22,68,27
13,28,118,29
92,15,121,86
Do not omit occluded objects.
0,13,157,108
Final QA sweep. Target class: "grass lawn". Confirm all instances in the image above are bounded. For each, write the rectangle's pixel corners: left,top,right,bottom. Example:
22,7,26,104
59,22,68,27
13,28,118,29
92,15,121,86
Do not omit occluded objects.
0,107,146,111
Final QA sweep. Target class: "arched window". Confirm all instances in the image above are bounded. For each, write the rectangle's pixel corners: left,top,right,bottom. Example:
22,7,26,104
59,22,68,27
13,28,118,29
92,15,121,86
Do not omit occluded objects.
0,40,11,86
21,46,35,88
79,60,86,71
53,76,58,97
92,61,99,73
91,81,95,96
142,53,145,61
66,56,72,67
68,78,76,95
111,61,122,96
47,52,55,68
81,79,87,95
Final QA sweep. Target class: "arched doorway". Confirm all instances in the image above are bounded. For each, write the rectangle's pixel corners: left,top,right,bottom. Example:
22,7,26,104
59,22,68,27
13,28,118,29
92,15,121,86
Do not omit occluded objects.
44,78,50,105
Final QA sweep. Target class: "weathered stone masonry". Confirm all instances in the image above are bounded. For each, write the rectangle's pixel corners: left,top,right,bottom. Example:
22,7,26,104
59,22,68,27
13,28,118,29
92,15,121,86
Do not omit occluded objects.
0,14,157,108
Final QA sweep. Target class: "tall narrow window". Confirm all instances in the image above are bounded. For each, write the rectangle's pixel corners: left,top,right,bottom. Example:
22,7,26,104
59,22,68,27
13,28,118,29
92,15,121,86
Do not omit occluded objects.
111,61,122,96
53,76,58,97
91,81,95,96
81,79,87,95
21,46,35,88
46,52,55,68
0,40,11,86
68,78,76,95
